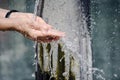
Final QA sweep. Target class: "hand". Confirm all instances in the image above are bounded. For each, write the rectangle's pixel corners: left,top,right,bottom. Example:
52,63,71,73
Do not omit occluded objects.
10,12,65,43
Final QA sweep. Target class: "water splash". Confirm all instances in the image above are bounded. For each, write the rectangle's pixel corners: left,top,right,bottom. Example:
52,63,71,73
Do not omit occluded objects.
92,68,106,80
34,0,93,80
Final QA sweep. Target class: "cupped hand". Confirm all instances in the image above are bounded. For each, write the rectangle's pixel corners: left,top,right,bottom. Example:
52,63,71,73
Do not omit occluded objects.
10,12,65,43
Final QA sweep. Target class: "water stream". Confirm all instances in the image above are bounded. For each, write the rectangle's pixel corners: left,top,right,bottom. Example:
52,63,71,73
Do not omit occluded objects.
33,0,93,80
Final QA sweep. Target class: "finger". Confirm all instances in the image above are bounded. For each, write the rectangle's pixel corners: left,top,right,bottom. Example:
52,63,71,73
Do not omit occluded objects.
46,24,53,29
28,29,43,40
54,36,60,41
36,16,46,24
36,17,53,29
31,21,43,30
40,24,50,31
47,29,65,37
37,38,53,43
35,34,58,43
28,29,64,42
29,29,51,41
34,23,52,32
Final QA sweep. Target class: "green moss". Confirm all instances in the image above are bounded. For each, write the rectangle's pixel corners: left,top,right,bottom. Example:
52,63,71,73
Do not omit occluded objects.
69,71,75,80
38,43,76,80
46,43,51,53
43,71,50,80
43,71,57,80
46,43,54,70
69,57,75,80
39,43,44,72
56,44,65,80
46,43,53,68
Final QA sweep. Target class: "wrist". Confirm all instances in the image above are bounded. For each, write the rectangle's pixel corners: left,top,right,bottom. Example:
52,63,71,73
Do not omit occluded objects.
9,12,21,18
0,8,9,18
5,10,19,18
4,10,20,31
0,18,16,31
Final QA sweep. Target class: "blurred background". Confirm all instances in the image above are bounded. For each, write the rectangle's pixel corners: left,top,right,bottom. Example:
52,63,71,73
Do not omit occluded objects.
91,0,120,80
0,0,35,80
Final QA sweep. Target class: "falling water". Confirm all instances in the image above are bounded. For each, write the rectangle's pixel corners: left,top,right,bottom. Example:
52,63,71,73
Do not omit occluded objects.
34,1,91,80
33,0,41,80
34,0,93,80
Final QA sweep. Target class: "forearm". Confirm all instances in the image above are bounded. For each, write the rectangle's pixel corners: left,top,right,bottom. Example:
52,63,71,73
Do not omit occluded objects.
0,8,64,42
0,18,15,31
0,8,9,18
0,8,15,31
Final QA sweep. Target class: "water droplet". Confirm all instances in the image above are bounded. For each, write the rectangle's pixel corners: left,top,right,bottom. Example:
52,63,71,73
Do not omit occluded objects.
112,32,115,35
32,73,35,77
62,72,68,77
113,74,118,78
